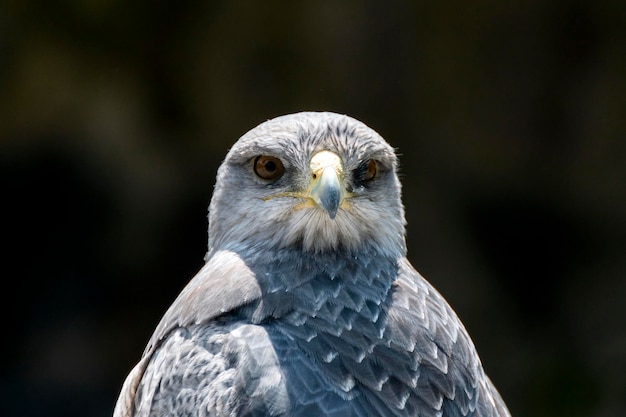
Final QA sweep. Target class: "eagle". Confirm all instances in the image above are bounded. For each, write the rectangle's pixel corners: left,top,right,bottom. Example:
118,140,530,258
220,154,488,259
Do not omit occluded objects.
113,112,511,417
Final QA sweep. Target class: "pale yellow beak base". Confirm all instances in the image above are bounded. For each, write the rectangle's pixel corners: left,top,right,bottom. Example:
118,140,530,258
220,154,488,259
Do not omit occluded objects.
308,151,345,219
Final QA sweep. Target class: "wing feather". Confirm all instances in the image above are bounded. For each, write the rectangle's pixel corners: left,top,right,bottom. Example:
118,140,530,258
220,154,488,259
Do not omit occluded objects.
382,258,511,417
113,250,262,417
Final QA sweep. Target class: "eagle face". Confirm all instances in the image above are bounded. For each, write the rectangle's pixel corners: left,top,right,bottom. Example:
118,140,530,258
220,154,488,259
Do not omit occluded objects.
208,112,406,255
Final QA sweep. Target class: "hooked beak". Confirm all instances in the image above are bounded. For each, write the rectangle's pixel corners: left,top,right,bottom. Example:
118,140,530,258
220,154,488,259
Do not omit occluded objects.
309,151,344,219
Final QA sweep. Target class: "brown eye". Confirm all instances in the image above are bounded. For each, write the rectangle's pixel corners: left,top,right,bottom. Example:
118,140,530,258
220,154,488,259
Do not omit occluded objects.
363,159,378,181
253,155,284,181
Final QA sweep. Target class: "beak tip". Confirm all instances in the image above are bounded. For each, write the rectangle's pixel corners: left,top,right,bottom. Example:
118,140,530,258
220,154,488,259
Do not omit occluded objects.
319,188,341,219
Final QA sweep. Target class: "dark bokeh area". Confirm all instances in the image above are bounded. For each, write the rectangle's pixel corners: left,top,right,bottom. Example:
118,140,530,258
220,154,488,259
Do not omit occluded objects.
2,1,625,416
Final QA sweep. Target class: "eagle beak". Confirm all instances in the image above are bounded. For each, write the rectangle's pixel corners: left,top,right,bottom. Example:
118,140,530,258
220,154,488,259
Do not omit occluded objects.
309,151,344,219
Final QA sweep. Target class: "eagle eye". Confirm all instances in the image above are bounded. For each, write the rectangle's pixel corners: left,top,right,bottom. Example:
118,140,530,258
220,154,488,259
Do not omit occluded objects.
253,155,284,181
352,158,379,188
363,159,378,181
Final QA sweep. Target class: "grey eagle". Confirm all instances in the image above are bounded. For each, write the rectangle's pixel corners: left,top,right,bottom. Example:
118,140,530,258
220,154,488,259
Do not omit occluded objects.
113,112,511,417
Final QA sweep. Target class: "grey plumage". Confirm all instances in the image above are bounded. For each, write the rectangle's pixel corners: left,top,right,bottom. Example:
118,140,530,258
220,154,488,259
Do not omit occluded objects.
113,112,511,417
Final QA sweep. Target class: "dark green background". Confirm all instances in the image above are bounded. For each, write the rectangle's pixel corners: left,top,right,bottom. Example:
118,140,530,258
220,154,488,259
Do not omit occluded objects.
2,1,625,416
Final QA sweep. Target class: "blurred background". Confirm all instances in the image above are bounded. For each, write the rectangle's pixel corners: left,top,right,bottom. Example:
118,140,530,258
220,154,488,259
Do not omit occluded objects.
2,1,625,416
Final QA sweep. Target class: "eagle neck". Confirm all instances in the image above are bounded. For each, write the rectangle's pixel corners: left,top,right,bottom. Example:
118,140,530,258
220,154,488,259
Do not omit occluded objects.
238,244,398,323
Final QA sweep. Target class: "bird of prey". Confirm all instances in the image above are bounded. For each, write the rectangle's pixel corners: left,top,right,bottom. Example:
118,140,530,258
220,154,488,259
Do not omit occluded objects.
113,112,511,417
